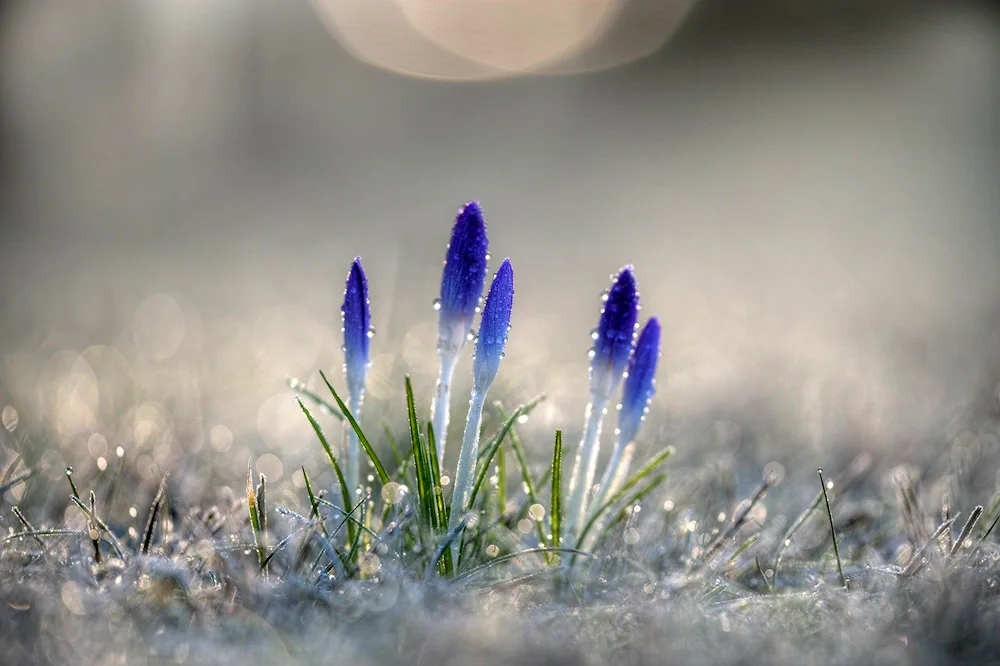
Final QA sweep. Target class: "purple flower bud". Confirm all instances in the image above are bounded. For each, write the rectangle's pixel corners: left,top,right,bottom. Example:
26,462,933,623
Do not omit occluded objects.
618,317,661,443
439,201,489,349
473,258,514,392
590,266,639,398
342,257,371,395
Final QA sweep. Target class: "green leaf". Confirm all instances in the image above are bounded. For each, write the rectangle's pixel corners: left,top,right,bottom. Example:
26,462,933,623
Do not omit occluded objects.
319,371,390,485
550,430,563,557
297,398,355,544
466,397,546,511
575,446,674,549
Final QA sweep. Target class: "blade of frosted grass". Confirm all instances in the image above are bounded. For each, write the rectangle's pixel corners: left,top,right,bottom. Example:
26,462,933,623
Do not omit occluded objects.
140,473,169,556
246,462,266,574
465,398,547,511
426,518,466,580
727,533,760,565
496,445,506,518
427,423,448,531
477,395,547,462
11,506,47,552
902,515,958,578
383,420,404,468
298,398,355,545
301,468,329,538
700,470,778,568
587,474,667,556
465,403,537,510
494,402,538,502
319,370,390,485
65,466,80,500
316,497,380,540
773,491,822,588
949,505,983,557
818,467,847,590
574,447,673,549
550,430,563,564
0,469,32,502
262,530,298,570
346,494,368,566
287,377,344,420
971,508,1000,558
454,547,594,583
69,495,127,562
405,376,435,534
87,491,101,564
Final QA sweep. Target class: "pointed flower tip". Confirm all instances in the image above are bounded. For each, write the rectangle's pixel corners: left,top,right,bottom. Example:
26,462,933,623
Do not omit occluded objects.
620,317,661,442
439,201,490,341
342,257,371,390
473,258,514,391
591,265,640,392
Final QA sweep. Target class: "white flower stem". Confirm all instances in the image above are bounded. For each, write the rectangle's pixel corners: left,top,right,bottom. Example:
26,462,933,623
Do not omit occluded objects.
449,389,487,563
430,347,459,465
564,396,608,546
589,436,634,521
344,387,363,504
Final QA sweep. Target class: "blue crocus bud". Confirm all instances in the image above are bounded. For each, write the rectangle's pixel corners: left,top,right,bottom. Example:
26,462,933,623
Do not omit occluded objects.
618,317,661,445
473,258,514,393
342,257,371,396
438,201,489,352
589,266,639,399
449,258,514,546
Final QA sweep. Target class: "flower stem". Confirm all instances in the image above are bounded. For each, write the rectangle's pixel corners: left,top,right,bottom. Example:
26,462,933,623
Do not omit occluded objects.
564,396,607,545
449,389,486,562
431,347,459,465
344,387,363,504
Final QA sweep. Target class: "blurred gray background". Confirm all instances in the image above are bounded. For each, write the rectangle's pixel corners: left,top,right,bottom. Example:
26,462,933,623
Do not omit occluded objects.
1,0,999,499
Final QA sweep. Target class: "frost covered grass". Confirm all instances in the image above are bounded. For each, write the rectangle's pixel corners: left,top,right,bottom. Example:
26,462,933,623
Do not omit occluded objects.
2,202,1000,664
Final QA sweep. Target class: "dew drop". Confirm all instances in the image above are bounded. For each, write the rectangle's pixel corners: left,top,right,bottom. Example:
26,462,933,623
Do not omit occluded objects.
2,406,18,432
367,327,376,339
432,298,442,311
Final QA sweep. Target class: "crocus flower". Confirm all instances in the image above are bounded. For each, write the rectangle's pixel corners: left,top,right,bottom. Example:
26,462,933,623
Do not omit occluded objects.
590,317,661,519
589,267,639,399
431,202,489,464
617,316,660,446
342,257,371,499
439,202,489,345
565,266,639,543
450,259,514,550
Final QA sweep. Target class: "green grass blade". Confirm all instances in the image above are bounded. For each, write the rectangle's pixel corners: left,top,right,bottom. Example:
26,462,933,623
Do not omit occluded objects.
301,467,330,538
383,419,404,467
477,394,547,462
818,467,847,590
575,447,674,549
773,490,822,587
287,376,344,420
246,460,266,574
495,401,547,547
466,399,545,511
427,423,448,532
587,473,668,555
496,445,507,518
454,547,594,583
550,430,563,554
319,370,390,485
297,399,355,544
494,401,538,500
405,376,435,533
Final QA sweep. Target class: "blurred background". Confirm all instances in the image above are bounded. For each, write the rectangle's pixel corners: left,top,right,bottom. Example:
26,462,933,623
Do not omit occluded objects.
0,0,999,513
